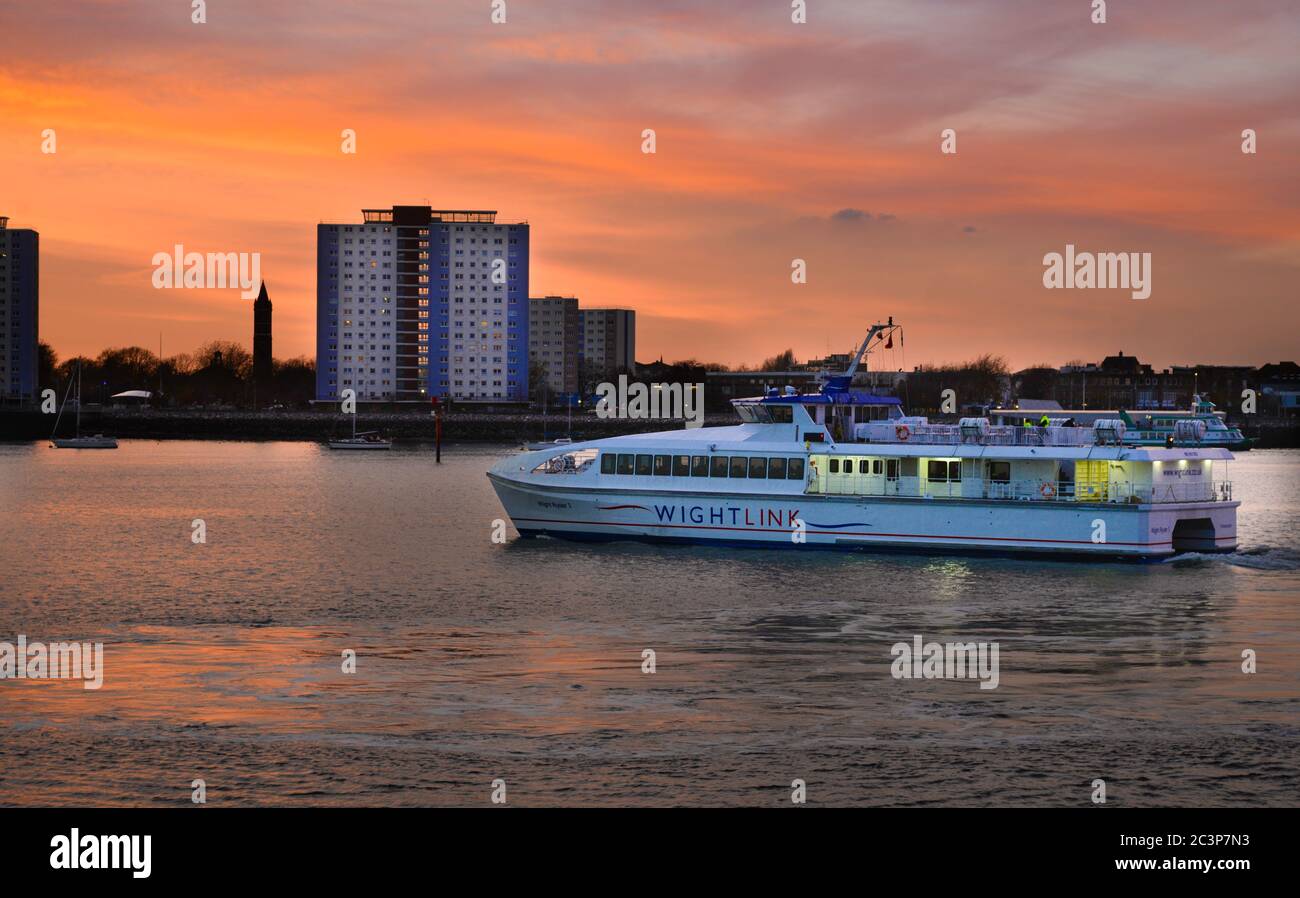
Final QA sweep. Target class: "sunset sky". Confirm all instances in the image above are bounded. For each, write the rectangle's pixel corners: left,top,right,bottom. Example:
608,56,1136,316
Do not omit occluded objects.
2,0,1297,371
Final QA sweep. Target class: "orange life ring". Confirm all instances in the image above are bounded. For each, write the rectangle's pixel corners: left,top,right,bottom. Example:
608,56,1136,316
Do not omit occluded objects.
895,424,910,441
1040,482,1057,499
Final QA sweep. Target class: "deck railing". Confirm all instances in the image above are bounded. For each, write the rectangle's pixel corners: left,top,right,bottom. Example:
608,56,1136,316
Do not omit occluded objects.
856,422,1100,447
807,476,1233,504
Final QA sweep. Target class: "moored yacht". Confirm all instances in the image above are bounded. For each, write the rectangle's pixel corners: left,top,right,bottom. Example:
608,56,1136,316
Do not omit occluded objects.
327,409,392,450
488,320,1239,559
50,360,118,449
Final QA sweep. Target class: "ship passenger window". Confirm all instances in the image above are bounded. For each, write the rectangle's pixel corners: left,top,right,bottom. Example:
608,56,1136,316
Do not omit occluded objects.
873,460,882,474
768,405,793,423
601,453,617,474
927,461,949,482
653,455,670,476
729,457,748,478
691,456,709,477
829,459,840,474
768,457,787,479
635,454,653,475
859,459,870,474
673,455,691,477
617,454,634,475
886,459,899,480
749,457,767,479
787,458,805,480
710,456,729,477
928,460,961,481
989,461,1011,483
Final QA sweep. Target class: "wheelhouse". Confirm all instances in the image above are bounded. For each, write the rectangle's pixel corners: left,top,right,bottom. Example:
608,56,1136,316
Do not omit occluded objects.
731,387,904,444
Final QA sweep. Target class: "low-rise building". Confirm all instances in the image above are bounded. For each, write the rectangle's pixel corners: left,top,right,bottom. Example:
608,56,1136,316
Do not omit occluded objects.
1257,361,1300,416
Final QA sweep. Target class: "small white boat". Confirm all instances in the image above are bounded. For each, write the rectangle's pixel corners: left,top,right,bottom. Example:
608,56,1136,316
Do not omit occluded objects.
328,412,391,450
329,432,392,450
50,361,118,449
524,437,573,451
523,391,577,450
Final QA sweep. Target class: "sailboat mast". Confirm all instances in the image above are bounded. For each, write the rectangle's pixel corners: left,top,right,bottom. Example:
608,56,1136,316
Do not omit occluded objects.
75,362,82,437
49,363,75,441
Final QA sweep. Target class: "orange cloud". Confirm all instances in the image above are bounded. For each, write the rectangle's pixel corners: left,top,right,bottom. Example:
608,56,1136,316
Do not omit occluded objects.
2,0,1296,370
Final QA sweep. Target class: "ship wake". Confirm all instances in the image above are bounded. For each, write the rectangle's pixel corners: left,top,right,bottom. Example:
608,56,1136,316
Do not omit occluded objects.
1165,545,1300,571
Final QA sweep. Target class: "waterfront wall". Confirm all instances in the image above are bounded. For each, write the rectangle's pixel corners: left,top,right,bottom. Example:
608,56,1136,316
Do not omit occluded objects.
0,408,736,443
1,408,1296,447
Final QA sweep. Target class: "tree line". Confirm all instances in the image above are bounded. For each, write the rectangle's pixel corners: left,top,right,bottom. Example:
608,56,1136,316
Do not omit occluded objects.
40,341,315,408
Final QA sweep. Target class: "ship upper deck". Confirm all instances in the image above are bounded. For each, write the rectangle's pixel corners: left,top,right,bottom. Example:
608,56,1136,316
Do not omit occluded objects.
493,318,1237,508
509,421,1234,463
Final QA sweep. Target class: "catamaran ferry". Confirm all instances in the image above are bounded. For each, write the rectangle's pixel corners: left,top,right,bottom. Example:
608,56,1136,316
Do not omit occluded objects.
488,320,1239,559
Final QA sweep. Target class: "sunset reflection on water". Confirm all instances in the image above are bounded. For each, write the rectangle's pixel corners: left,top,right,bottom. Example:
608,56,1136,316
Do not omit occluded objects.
2,442,1298,806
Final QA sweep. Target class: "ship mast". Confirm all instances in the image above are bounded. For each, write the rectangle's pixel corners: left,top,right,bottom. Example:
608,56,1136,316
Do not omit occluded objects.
819,317,899,394
844,316,897,378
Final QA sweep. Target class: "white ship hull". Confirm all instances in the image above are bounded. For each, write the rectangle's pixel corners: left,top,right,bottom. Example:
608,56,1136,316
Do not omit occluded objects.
488,475,1238,559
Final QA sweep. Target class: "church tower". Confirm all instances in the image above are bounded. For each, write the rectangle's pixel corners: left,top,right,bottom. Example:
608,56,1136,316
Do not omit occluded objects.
253,281,272,390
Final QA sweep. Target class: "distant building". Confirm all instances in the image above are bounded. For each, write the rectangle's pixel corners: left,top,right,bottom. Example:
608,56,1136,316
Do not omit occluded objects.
705,370,822,410
253,281,272,389
1257,361,1300,416
705,359,905,412
1100,351,1192,409
528,296,579,396
1170,363,1254,414
579,308,635,385
0,216,38,402
804,353,906,392
316,206,529,403
1017,351,1194,410
804,353,852,371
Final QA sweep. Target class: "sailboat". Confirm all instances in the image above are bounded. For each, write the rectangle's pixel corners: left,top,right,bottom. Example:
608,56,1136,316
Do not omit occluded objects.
523,388,575,450
50,361,118,449
328,408,391,450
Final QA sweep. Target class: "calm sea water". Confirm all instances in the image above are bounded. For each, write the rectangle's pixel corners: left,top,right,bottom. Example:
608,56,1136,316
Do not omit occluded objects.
1,441,1297,807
